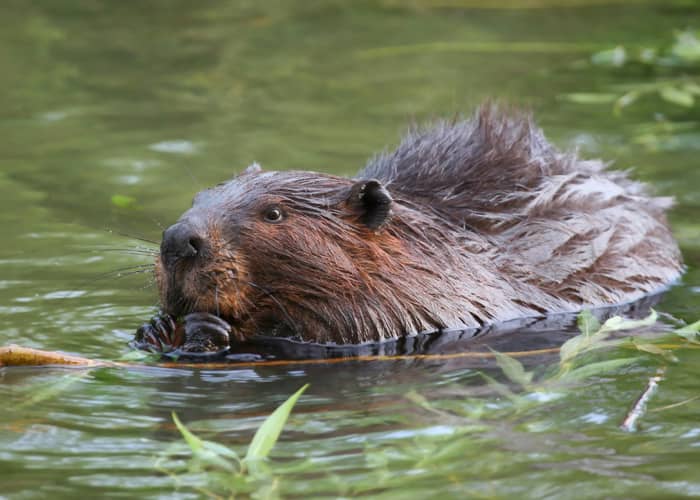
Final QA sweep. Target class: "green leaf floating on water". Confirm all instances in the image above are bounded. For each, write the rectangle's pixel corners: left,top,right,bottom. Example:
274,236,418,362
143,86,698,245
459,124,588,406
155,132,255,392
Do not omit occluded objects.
172,412,204,452
659,86,695,107
675,319,700,344
490,349,534,388
117,350,161,362
683,82,700,95
600,310,658,332
172,412,240,473
169,383,308,477
577,310,601,337
671,30,700,63
568,31,700,113
591,46,626,67
245,383,309,463
558,357,638,381
559,93,618,104
560,310,658,364
613,91,640,115
111,194,137,209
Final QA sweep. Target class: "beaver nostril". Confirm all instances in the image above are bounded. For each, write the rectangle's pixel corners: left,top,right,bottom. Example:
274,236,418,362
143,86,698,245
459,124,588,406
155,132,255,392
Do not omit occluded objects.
187,236,202,256
161,222,206,263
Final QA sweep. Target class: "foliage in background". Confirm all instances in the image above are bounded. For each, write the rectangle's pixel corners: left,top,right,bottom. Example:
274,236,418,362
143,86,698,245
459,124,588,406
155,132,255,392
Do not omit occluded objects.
562,30,700,114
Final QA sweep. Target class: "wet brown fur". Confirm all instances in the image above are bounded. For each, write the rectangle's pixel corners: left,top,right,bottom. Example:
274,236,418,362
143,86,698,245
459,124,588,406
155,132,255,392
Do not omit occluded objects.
155,106,683,345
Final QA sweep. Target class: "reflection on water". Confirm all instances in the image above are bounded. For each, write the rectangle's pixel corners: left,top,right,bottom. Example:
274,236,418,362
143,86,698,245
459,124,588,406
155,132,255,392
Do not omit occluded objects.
0,1,699,497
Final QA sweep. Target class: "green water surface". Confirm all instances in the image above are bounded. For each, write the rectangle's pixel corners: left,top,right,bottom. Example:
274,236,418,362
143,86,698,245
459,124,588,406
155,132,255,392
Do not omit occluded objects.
1,1,699,498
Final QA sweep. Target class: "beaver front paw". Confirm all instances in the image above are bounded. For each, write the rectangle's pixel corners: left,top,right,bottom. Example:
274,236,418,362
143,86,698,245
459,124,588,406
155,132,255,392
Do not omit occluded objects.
134,312,231,359
178,312,231,356
134,313,182,353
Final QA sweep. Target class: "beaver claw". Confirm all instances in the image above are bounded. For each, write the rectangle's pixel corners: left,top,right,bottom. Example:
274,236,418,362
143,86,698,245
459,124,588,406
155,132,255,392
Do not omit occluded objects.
179,312,231,355
134,312,231,358
135,313,181,353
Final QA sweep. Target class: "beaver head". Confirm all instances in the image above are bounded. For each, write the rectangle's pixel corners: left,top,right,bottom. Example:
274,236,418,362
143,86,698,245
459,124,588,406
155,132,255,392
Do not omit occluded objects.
154,163,464,345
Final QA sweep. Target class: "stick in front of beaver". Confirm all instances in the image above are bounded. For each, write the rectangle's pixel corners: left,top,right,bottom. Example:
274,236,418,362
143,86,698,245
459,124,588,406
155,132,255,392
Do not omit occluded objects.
133,105,683,359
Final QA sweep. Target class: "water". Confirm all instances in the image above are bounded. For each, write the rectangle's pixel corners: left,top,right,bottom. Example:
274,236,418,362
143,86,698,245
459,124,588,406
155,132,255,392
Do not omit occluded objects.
1,1,699,498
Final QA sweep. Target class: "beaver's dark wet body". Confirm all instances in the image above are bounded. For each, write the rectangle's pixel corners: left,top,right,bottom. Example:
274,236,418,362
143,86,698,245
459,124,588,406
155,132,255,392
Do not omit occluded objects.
135,107,683,356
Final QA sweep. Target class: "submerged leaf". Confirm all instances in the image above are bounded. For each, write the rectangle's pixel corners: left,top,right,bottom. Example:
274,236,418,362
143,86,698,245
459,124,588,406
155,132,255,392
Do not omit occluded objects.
633,342,678,362
591,46,626,67
171,413,239,472
245,384,309,463
561,311,602,363
20,372,87,408
117,350,161,362
111,194,137,209
614,91,640,115
559,334,589,364
559,357,638,381
479,372,519,402
577,310,601,337
172,412,204,452
490,349,534,387
560,93,618,104
659,86,695,107
639,47,657,64
671,31,700,63
684,82,700,95
600,310,658,333
561,310,658,365
675,320,700,344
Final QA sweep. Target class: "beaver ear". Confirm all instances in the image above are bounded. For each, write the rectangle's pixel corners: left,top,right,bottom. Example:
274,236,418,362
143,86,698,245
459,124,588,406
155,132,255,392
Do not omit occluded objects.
243,163,262,175
347,179,393,230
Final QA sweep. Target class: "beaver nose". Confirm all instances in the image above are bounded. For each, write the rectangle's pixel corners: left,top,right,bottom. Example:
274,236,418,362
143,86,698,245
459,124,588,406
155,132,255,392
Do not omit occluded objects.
161,222,205,267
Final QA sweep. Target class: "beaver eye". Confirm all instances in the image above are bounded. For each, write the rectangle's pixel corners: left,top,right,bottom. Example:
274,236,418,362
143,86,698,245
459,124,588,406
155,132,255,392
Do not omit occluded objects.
263,206,284,223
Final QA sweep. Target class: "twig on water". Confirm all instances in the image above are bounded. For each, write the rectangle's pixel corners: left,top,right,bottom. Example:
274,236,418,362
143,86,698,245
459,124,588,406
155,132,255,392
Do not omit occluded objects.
620,367,666,432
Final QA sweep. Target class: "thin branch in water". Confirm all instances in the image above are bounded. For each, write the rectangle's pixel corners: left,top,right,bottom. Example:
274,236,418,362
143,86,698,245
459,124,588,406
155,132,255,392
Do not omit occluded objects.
649,395,700,413
620,367,666,432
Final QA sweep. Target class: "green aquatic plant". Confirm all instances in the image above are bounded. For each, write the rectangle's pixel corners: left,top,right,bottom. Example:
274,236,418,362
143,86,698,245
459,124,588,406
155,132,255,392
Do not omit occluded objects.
158,384,308,497
562,30,700,114
110,194,138,210
152,313,700,497
491,309,690,389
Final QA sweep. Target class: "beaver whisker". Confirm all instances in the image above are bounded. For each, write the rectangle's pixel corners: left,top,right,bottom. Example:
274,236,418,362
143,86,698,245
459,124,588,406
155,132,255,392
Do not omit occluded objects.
137,279,157,291
111,268,155,279
245,280,302,339
191,295,202,316
237,294,263,339
96,248,159,257
109,230,159,246
86,264,155,283
75,246,159,257
146,214,165,232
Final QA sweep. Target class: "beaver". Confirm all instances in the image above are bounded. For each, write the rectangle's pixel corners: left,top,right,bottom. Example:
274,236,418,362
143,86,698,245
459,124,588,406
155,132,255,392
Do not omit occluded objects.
134,106,683,358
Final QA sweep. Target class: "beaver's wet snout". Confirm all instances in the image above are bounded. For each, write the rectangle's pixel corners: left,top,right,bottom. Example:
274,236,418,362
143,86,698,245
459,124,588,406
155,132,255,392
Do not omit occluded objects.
157,214,236,320
160,219,209,270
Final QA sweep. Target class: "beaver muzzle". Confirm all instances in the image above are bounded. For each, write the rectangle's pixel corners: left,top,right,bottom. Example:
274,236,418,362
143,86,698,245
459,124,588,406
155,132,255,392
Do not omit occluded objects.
160,220,206,269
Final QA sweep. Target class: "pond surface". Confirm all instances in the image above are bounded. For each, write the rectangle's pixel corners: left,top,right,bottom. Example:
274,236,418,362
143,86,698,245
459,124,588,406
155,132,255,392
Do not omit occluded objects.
1,1,699,498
